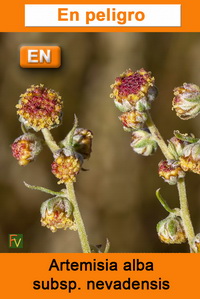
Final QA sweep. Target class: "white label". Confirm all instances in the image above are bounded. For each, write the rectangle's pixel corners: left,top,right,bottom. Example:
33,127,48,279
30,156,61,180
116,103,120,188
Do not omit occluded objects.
25,4,181,27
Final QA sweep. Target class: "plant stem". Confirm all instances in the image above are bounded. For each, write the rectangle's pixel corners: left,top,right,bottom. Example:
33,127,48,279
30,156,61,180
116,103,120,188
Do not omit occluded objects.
146,111,195,252
66,182,91,253
41,127,91,252
177,178,195,252
42,128,60,153
146,111,174,160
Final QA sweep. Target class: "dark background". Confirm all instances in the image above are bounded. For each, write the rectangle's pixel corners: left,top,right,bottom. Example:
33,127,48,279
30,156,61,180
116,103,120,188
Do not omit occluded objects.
0,32,200,253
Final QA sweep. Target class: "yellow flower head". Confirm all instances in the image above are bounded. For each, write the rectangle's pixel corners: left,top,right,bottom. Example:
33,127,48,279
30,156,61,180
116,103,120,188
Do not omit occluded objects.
16,84,63,131
51,149,82,184
40,197,77,232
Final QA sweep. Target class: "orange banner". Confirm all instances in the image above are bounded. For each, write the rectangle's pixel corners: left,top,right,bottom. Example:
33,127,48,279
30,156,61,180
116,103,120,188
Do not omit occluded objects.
0,253,198,298
0,0,199,32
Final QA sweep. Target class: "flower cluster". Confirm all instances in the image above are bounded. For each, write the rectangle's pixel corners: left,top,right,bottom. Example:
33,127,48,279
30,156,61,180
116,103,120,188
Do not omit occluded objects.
110,69,158,156
12,84,62,167
159,84,200,185
158,132,200,185
111,69,200,252
12,84,93,234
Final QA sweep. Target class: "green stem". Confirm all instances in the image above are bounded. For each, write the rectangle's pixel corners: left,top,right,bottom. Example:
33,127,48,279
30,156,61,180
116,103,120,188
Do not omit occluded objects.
146,111,195,252
66,182,91,253
42,128,60,153
146,111,174,160
177,178,195,252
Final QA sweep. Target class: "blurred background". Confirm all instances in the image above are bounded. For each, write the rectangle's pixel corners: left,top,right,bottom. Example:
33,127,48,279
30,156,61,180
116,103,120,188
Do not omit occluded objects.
0,32,200,253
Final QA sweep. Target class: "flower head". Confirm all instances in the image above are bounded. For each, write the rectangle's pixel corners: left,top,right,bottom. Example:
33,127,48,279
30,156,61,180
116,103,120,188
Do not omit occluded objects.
51,149,83,184
119,110,147,131
16,84,63,131
172,83,200,120
157,214,186,244
11,133,42,166
158,160,185,185
130,129,157,156
179,141,200,174
40,197,77,232
72,128,93,159
110,68,156,112
168,136,190,158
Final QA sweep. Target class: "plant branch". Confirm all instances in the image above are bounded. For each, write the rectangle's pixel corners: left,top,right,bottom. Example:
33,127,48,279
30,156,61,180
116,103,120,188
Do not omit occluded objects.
146,111,174,160
177,178,195,252
66,182,91,253
146,111,195,252
42,128,60,153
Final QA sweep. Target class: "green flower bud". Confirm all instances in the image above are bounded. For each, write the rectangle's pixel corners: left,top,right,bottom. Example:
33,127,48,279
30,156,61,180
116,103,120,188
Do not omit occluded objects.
168,131,199,159
168,136,188,159
130,129,157,156
172,83,200,120
157,214,186,244
114,99,133,113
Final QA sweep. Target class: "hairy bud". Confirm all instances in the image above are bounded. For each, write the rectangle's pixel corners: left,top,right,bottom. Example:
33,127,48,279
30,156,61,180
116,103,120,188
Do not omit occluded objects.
158,160,185,185
11,133,42,166
157,214,186,244
51,149,83,184
72,128,93,159
119,110,147,131
172,83,200,120
40,196,77,232
179,141,200,174
130,129,157,156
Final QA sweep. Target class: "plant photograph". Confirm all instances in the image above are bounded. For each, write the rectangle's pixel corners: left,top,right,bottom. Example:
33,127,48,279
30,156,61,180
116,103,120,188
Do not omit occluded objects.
0,32,200,253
